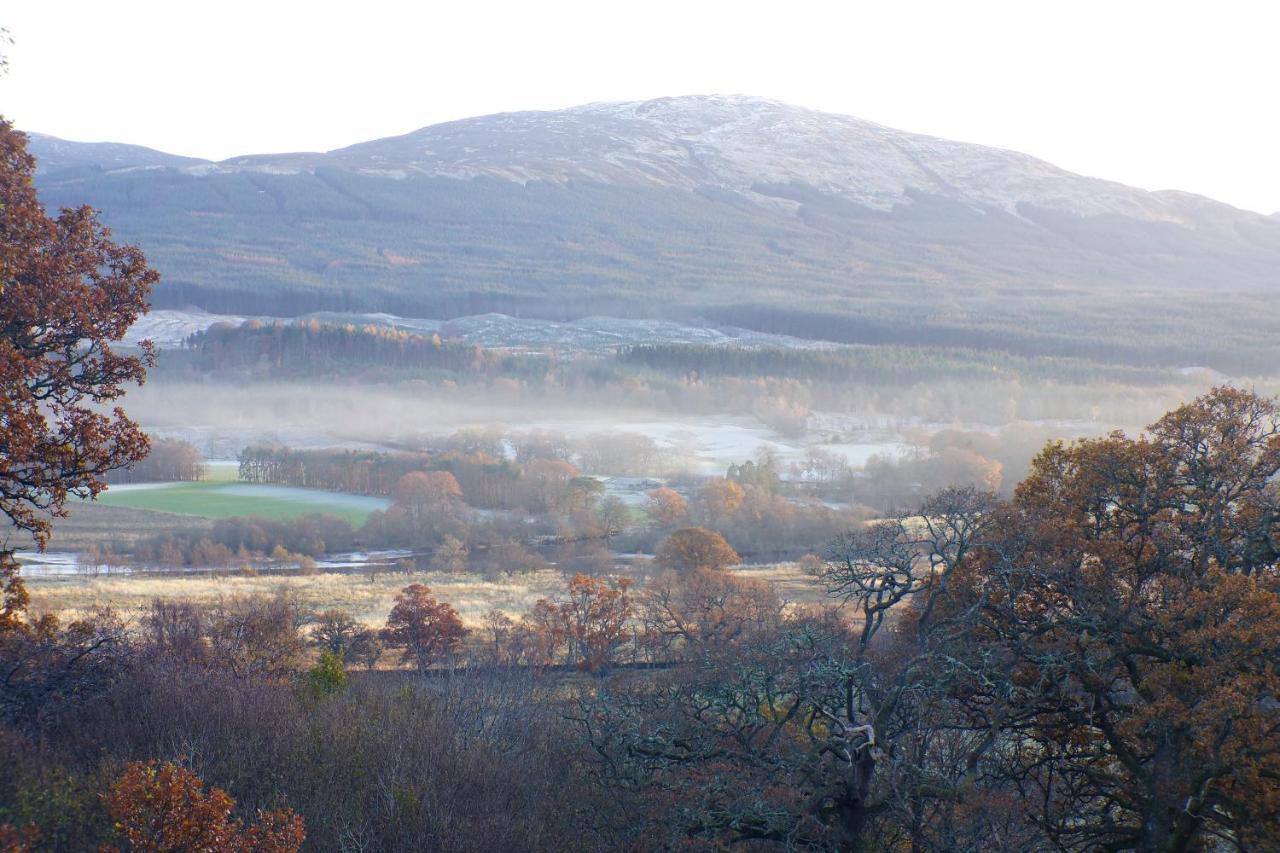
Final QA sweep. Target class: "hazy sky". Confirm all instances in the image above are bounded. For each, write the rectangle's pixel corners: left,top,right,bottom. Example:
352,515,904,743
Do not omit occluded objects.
3,0,1278,213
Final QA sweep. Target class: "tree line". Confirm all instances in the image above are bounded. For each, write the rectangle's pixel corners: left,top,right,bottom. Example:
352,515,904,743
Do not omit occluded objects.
105,437,205,484
238,446,439,495
167,319,498,377
619,341,1177,387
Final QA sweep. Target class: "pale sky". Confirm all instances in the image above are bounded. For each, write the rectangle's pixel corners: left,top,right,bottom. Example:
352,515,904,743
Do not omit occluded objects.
3,0,1278,213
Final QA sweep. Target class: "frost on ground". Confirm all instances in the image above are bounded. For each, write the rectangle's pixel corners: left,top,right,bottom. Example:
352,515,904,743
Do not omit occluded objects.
124,308,249,347
127,308,842,353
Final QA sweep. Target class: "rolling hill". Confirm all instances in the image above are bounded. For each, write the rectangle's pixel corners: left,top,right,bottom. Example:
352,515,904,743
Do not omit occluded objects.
25,95,1280,371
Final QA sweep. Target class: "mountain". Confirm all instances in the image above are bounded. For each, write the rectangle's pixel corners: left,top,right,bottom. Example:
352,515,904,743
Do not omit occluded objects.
26,96,1280,370
228,96,1244,226
26,132,208,174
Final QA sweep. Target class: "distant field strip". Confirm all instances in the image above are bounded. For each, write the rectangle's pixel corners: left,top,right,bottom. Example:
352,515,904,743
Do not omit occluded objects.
26,564,822,629
95,480,389,523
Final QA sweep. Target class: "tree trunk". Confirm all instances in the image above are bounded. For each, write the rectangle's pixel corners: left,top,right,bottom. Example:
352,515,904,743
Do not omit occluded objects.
832,752,877,851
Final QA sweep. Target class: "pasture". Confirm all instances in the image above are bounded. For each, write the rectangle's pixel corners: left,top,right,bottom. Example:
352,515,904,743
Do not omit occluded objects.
95,466,389,524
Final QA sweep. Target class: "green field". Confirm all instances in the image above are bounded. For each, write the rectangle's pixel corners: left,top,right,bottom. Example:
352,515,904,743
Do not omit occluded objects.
95,471,389,525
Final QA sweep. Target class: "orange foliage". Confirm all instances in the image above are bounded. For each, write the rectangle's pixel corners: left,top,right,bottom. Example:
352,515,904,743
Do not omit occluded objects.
976,387,1280,848
656,527,740,572
392,471,463,522
561,573,634,672
523,574,635,672
645,486,689,527
0,120,155,549
696,478,745,521
0,824,38,853
103,760,304,852
382,584,468,670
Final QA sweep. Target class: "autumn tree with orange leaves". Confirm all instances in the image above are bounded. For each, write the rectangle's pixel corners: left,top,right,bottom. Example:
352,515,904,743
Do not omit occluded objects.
0,120,156,551
644,486,688,528
382,584,468,670
517,574,635,672
961,386,1280,851
694,477,745,525
655,527,740,572
0,119,156,736
391,470,464,523
102,760,304,852
559,573,634,672
0,119,155,636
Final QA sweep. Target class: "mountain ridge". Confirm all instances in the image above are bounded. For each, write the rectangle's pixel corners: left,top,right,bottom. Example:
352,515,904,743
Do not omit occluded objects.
23,95,1280,372
30,95,1265,223
26,131,209,174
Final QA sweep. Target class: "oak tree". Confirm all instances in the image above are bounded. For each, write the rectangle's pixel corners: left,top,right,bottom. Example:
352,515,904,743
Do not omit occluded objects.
0,119,156,550
104,760,304,852
644,486,688,528
382,584,468,670
968,387,1280,851
1,119,156,635
655,527,739,572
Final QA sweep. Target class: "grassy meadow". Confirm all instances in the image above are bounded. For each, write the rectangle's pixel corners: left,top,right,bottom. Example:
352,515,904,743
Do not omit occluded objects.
24,563,822,631
94,465,389,524
25,568,566,629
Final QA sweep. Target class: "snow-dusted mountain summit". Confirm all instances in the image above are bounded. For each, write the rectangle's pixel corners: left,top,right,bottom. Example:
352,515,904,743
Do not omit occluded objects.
25,95,1280,350
213,95,1239,226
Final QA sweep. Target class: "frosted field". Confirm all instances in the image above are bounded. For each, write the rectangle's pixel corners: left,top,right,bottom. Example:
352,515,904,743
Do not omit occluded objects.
126,309,845,353
215,484,390,512
124,309,249,347
15,548,412,578
520,415,904,475
95,479,390,524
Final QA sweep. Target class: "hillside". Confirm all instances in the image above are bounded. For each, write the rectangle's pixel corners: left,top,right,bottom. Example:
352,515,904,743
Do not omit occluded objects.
27,95,1280,371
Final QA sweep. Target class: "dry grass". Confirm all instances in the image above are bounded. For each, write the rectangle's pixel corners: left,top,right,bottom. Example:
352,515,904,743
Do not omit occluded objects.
733,562,825,604
3,501,207,553
25,568,569,628
26,562,826,628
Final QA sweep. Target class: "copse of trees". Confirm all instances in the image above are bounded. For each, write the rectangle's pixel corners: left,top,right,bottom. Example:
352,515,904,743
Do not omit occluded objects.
237,444,596,514
238,446,438,495
473,573,638,674
627,476,868,564
130,514,358,568
168,319,496,379
107,437,205,484
142,592,308,681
